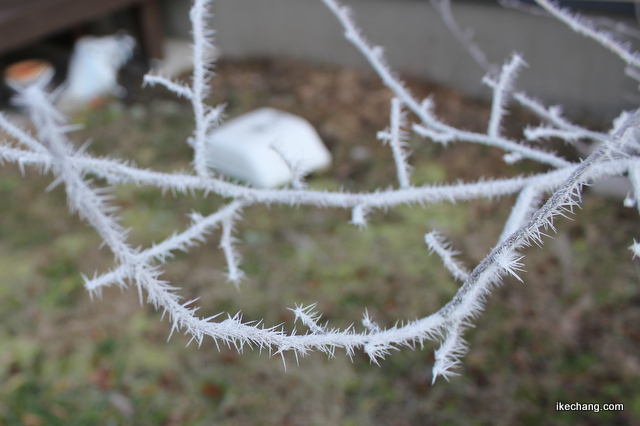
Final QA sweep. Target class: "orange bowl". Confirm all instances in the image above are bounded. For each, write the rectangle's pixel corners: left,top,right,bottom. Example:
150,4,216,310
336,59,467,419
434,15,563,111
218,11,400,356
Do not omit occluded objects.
4,59,53,86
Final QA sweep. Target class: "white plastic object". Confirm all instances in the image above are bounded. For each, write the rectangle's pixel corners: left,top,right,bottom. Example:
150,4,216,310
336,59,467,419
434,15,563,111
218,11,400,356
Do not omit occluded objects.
61,33,135,105
205,108,332,188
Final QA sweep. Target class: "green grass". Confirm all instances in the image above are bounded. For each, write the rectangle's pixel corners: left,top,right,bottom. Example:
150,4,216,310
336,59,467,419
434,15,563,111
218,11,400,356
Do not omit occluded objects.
0,58,638,425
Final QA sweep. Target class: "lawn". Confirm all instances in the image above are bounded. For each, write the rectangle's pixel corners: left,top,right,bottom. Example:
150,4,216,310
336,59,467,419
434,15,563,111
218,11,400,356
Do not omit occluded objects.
0,57,638,425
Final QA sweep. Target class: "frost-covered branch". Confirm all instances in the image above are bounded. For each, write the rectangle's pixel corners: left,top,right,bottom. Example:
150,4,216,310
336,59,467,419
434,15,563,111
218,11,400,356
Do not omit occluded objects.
486,55,526,139
0,0,638,383
323,0,571,169
143,74,194,100
377,98,413,188
535,0,640,70
430,109,640,379
189,0,218,177
430,0,498,76
628,164,640,214
84,201,245,294
498,185,543,244
424,232,469,282
219,205,245,285
270,142,309,190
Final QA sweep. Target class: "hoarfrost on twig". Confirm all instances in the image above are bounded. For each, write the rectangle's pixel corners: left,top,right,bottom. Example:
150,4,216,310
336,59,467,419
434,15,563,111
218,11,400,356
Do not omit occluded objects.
0,0,638,382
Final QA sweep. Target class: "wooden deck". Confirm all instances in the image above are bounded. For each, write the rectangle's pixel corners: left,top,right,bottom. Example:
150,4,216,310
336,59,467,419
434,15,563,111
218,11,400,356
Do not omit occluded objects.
0,0,163,58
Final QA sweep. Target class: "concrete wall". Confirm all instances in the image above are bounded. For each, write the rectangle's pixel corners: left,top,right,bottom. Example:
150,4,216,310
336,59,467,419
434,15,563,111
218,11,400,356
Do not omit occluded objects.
159,0,638,121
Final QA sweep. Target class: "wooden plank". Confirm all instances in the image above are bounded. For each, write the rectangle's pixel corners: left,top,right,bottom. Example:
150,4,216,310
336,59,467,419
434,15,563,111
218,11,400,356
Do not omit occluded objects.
134,0,164,59
0,0,159,54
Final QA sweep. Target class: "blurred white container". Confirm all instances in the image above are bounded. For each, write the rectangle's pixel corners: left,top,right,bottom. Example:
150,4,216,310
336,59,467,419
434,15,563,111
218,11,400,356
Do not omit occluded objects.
205,108,331,188
58,33,135,109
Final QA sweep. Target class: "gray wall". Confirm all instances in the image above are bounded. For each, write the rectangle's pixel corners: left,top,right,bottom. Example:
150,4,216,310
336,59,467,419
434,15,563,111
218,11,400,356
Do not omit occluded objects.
160,0,638,121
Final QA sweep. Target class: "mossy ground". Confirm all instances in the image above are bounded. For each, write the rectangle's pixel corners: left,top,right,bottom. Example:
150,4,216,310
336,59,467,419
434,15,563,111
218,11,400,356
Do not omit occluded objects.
0,58,638,425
